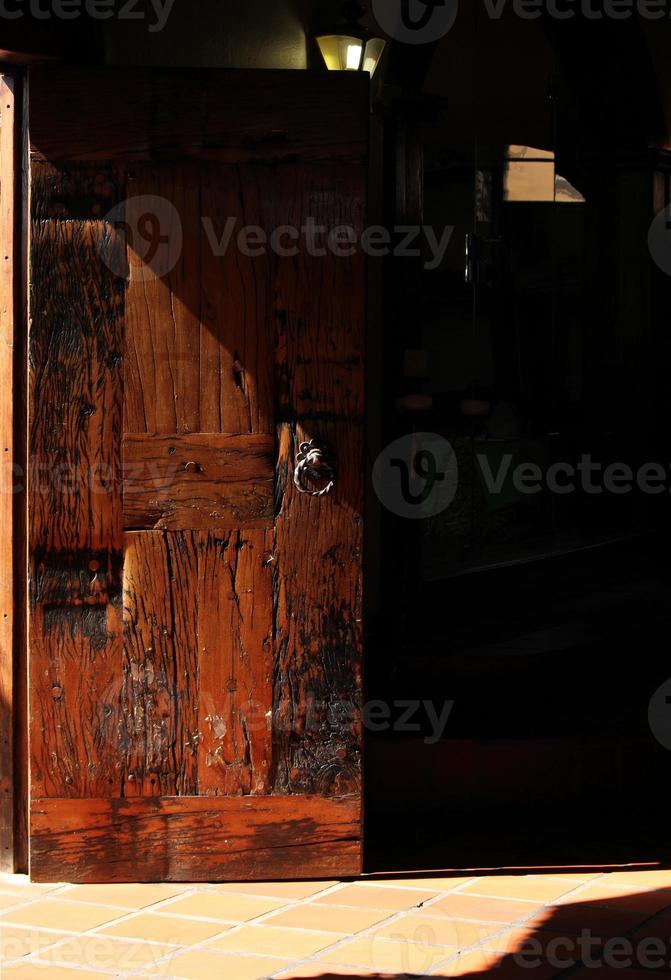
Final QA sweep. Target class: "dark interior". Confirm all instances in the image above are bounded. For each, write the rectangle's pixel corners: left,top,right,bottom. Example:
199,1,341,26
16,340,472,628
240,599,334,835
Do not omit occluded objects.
365,6,671,871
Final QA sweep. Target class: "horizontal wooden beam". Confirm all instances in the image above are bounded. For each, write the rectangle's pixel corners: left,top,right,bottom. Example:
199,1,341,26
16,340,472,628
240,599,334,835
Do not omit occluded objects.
30,795,362,882
122,433,274,530
29,67,369,164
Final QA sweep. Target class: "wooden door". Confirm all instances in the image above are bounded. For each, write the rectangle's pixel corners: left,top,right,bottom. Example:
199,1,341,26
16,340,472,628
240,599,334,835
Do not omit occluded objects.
27,67,367,882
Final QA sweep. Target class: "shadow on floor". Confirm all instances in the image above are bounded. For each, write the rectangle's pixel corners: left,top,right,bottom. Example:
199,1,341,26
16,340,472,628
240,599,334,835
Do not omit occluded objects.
278,885,671,978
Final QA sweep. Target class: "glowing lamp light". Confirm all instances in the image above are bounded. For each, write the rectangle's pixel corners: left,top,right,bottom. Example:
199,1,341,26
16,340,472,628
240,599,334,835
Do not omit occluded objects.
315,2,387,77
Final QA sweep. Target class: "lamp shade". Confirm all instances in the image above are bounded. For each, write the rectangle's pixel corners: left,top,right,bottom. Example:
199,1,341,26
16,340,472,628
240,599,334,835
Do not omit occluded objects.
315,3,386,76
316,33,386,76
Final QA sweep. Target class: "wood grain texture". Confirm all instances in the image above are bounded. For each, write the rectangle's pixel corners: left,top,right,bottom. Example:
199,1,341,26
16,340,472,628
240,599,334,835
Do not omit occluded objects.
28,68,367,882
29,163,126,801
13,72,29,874
273,163,365,800
197,530,274,797
120,530,273,800
123,164,274,439
30,795,361,882
200,164,274,435
122,532,199,798
29,171,125,555
123,434,274,531
28,68,369,165
123,165,201,435
0,75,16,870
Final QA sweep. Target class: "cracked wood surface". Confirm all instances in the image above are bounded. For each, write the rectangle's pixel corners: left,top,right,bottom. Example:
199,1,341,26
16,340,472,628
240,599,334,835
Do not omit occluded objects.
27,68,366,881
30,796,361,882
273,163,365,797
122,433,274,530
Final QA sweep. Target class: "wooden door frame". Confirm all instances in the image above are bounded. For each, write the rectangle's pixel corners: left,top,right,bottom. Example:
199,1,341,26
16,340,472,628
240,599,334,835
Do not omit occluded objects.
0,68,29,874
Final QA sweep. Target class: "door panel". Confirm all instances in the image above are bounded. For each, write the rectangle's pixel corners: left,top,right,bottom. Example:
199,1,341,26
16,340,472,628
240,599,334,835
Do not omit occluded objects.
30,797,361,882
122,434,275,530
28,68,367,881
273,162,365,797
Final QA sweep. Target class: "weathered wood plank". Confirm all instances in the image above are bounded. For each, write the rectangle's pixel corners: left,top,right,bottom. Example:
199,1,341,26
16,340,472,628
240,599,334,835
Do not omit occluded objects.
29,216,125,554
200,164,274,435
122,532,199,797
0,75,16,870
13,72,29,873
122,434,274,531
273,163,365,803
28,68,369,164
197,530,274,796
30,796,361,882
30,598,123,800
123,165,201,435
29,164,126,801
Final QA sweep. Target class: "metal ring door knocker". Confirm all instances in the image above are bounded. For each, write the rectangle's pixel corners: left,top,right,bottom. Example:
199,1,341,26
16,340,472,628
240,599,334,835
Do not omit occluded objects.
293,439,336,497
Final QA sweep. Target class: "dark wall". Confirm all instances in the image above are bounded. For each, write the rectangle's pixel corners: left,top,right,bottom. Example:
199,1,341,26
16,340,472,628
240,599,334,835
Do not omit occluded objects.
103,0,315,69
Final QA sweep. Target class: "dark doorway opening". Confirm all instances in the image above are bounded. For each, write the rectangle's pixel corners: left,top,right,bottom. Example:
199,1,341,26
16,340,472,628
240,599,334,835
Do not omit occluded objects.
365,8,671,874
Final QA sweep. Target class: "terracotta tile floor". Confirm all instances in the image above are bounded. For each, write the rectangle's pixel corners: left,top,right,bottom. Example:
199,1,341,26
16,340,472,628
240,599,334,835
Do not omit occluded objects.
2,867,671,978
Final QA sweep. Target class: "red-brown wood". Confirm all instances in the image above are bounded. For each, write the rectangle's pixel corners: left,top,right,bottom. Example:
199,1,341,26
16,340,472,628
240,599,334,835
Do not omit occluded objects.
122,434,274,530
30,796,361,882
0,75,16,871
199,163,274,435
27,67,367,882
29,164,125,804
123,165,203,436
273,163,366,797
197,529,274,797
28,68,368,165
122,532,199,798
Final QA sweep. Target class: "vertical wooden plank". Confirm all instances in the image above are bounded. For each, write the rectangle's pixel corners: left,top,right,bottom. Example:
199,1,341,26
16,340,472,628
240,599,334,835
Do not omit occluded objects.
29,165,126,801
30,600,123,799
273,162,365,806
124,165,201,435
14,73,29,872
122,532,199,797
0,75,16,870
200,164,273,436
197,529,274,796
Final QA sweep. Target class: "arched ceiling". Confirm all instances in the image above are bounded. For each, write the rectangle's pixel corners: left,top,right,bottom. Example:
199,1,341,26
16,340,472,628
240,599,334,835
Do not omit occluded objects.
385,7,669,159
